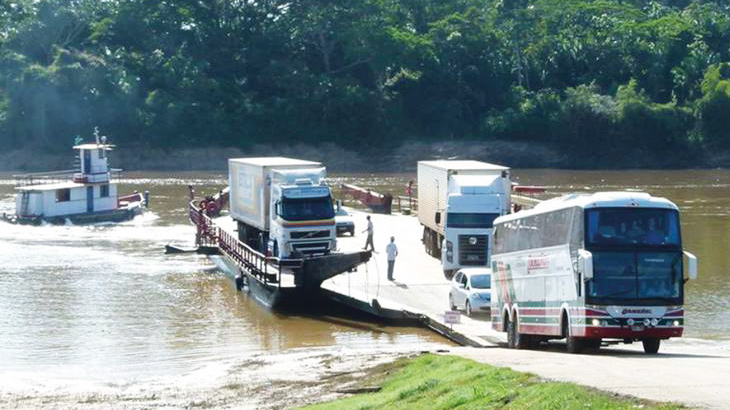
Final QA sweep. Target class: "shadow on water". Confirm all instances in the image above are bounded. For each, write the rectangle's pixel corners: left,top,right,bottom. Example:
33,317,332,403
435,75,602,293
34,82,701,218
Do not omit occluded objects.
267,291,423,330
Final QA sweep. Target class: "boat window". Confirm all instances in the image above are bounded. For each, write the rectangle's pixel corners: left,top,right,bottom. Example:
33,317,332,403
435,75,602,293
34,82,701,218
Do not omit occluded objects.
56,188,70,202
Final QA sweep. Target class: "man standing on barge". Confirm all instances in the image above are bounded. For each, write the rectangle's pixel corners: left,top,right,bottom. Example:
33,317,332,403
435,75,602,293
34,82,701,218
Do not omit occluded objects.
363,215,374,251
386,236,398,281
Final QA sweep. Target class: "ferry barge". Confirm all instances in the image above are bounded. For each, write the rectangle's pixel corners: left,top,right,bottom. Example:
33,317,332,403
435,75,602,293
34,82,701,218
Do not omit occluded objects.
188,157,371,309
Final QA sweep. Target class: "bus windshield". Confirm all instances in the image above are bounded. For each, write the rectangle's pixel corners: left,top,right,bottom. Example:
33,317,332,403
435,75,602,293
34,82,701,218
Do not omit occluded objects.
280,196,335,221
587,251,682,303
586,208,680,247
447,213,500,229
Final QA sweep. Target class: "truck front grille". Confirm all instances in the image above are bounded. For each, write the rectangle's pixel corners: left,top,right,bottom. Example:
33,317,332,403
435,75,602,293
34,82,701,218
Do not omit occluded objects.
458,235,487,266
292,241,330,255
291,230,330,239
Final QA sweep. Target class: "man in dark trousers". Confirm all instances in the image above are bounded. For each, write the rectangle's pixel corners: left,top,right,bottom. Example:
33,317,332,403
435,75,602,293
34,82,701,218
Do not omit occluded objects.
362,215,374,251
386,236,398,281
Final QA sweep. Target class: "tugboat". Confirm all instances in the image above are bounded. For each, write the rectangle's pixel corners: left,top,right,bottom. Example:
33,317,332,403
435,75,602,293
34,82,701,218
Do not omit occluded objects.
1,132,147,225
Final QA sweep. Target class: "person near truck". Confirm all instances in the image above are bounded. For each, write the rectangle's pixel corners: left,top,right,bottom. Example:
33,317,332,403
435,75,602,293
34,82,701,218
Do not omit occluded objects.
363,215,374,251
386,236,398,281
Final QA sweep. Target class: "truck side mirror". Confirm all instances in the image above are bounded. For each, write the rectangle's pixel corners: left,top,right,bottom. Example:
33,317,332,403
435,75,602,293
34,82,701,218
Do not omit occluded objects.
578,249,593,280
683,251,698,280
274,201,282,217
435,212,441,225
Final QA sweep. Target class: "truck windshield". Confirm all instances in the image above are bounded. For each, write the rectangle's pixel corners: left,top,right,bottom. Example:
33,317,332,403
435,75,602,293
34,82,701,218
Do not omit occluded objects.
586,208,680,247
447,213,499,229
587,251,683,304
280,196,335,221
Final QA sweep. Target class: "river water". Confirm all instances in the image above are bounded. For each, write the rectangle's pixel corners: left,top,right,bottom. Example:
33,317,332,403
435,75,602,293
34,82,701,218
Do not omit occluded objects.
1,169,729,407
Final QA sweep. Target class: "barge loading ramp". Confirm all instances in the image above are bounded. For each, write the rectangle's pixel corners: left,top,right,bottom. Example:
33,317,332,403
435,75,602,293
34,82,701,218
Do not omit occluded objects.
322,208,507,348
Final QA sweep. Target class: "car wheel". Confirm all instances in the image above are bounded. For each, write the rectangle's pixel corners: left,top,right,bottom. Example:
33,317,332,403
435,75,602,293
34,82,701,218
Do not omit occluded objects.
449,294,456,310
465,301,472,317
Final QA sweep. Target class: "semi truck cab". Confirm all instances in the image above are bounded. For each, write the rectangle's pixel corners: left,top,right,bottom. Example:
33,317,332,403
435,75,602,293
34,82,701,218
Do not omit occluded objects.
441,174,507,277
267,169,336,258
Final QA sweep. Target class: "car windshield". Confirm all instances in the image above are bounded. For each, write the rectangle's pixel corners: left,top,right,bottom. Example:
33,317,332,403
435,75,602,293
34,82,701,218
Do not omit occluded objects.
586,208,680,247
447,213,500,229
469,274,491,289
280,196,335,221
587,251,682,303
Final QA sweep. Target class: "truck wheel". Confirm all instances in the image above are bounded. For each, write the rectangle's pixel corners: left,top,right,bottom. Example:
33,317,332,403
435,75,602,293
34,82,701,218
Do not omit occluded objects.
443,269,454,279
642,338,661,354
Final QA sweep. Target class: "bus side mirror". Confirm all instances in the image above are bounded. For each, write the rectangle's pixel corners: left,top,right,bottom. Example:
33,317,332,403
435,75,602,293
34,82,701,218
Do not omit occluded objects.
435,212,441,225
578,250,593,280
683,251,698,280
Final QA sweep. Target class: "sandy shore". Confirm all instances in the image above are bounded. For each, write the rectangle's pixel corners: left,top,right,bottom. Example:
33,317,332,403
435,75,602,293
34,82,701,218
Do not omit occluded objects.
0,347,429,410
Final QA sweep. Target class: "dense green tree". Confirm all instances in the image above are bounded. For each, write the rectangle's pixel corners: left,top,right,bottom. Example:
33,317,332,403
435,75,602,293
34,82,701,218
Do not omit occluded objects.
1,0,730,166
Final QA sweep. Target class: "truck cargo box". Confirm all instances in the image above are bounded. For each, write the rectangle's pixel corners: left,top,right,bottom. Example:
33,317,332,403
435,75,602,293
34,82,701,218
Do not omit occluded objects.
417,160,510,235
229,157,323,231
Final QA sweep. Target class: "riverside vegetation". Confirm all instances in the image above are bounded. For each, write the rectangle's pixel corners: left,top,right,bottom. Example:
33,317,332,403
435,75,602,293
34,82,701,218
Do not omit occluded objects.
298,354,687,410
2,1,730,168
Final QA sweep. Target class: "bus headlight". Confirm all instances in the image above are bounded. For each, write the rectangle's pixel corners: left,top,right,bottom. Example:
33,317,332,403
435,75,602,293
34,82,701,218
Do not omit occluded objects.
627,318,635,326
592,319,600,327
446,241,453,262
650,318,659,327
643,318,651,326
673,320,680,327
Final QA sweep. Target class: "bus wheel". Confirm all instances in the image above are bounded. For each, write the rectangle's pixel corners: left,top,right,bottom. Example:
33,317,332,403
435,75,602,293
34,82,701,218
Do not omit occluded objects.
506,318,516,348
584,338,602,351
563,318,583,354
642,338,661,354
507,318,528,349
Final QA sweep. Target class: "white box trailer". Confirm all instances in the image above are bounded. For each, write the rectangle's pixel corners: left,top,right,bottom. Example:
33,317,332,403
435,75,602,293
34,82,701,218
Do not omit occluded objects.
417,160,511,277
229,157,323,231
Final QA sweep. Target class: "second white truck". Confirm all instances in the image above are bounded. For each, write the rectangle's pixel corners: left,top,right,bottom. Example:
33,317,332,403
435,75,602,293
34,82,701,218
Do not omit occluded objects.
417,160,511,278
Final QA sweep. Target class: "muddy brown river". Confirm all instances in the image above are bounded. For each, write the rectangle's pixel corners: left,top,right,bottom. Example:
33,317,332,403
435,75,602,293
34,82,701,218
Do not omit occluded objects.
1,169,729,408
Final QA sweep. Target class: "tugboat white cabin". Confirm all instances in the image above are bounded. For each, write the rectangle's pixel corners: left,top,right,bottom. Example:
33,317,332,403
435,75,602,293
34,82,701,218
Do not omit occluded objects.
4,138,146,225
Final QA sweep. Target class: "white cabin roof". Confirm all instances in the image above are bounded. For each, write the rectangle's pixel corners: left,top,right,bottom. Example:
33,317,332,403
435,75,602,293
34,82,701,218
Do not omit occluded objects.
497,191,679,224
73,143,114,151
229,157,321,167
419,160,509,171
16,182,85,192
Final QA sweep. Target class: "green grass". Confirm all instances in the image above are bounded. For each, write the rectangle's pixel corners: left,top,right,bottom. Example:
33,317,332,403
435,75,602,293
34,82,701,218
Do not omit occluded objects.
297,354,686,410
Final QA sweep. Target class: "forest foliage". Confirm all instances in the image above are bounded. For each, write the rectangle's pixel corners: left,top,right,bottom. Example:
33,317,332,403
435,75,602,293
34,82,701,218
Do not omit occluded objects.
2,0,730,166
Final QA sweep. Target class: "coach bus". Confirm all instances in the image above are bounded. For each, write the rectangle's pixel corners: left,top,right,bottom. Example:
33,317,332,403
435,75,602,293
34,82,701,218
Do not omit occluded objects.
490,192,697,354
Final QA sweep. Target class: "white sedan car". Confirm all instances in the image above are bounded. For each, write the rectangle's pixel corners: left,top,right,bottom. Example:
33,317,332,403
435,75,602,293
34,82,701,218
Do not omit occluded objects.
449,268,492,316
